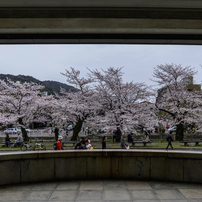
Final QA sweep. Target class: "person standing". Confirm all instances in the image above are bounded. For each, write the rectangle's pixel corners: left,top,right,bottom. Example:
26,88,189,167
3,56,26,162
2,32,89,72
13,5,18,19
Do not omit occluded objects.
65,128,68,140
102,136,107,149
120,133,127,149
56,136,64,150
54,127,59,141
5,134,11,148
155,127,158,133
82,126,85,133
127,133,133,143
166,132,174,150
113,130,117,143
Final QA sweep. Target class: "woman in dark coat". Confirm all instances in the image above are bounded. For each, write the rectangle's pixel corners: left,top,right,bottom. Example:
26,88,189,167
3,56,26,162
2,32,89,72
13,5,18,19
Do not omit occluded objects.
5,134,11,148
102,136,107,149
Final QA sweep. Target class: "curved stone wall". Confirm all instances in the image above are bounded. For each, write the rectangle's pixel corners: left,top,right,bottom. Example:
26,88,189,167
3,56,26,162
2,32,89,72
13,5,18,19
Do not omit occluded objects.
0,150,202,185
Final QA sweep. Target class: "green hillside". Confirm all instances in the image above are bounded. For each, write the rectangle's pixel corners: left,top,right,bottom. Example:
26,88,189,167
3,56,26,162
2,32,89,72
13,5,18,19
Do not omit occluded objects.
0,74,77,95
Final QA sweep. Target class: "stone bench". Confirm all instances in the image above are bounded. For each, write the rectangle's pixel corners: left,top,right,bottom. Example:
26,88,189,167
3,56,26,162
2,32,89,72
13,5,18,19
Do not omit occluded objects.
132,141,151,147
180,141,202,146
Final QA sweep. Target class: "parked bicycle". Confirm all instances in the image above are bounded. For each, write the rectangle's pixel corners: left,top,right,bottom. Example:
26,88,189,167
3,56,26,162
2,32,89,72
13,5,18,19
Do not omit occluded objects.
33,138,46,151
20,142,34,151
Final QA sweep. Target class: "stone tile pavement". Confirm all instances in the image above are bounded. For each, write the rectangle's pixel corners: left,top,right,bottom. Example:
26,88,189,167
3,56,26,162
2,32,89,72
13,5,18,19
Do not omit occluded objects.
0,180,202,201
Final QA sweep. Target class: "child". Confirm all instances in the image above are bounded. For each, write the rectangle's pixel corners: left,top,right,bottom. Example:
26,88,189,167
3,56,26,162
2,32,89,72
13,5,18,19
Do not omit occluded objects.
56,136,64,150
86,139,93,150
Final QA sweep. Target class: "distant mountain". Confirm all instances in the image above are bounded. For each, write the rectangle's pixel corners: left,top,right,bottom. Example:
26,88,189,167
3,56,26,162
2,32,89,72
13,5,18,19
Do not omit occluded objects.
0,74,77,95
42,80,77,95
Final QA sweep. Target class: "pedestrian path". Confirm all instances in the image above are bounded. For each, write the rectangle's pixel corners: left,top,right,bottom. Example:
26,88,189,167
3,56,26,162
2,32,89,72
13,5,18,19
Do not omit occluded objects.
0,180,202,201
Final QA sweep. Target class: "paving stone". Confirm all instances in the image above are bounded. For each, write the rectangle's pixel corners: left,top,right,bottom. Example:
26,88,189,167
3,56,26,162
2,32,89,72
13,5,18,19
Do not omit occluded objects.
79,181,103,190
77,200,104,202
132,200,160,202
0,190,27,201
31,182,58,190
105,201,132,202
0,201,51,202
104,190,131,200
0,180,202,201
179,189,202,199
155,189,186,200
56,181,80,190
49,190,77,201
160,200,188,202
104,180,127,189
77,190,103,200
149,182,174,190
131,190,158,200
126,181,152,190
25,190,52,201
49,201,74,202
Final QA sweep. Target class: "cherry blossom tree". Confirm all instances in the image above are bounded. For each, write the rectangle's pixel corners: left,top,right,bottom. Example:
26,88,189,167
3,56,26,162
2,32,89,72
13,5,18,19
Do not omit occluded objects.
47,95,73,129
0,78,49,141
60,67,97,141
88,67,153,141
152,63,202,140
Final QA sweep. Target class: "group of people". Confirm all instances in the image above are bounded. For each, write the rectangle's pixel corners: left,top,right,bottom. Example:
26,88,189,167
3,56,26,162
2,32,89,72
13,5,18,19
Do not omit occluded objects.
74,136,107,150
5,133,23,148
74,138,93,150
5,128,174,150
74,136,108,150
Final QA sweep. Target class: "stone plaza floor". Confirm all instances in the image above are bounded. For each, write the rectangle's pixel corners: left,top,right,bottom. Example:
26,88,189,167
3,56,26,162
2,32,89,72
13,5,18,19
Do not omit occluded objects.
0,180,202,201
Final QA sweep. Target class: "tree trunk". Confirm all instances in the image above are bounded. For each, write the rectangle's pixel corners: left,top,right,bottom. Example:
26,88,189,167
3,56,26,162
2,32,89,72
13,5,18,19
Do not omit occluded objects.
70,119,83,141
116,128,122,142
21,127,29,141
18,118,29,141
176,123,184,141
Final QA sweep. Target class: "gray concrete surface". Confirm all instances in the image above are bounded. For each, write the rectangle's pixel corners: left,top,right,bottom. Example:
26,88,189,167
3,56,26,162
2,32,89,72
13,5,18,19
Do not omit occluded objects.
0,0,202,8
0,180,202,201
1,0,202,44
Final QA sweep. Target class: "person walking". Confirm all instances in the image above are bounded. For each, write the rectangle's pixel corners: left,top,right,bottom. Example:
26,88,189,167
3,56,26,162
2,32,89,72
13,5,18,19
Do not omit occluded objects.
120,133,127,149
143,131,150,142
56,136,64,150
102,136,107,149
166,132,174,150
54,127,59,141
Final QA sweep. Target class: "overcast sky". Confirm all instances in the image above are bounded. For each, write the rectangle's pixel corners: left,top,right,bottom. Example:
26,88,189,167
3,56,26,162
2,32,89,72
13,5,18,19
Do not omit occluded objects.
0,45,201,88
